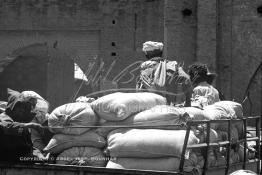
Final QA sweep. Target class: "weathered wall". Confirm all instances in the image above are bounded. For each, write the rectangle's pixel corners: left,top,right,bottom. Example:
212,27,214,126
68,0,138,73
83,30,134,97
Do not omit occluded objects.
0,56,47,100
0,0,101,70
0,0,164,99
164,0,217,74
46,48,74,110
0,0,101,30
196,0,217,73
165,0,261,116
0,44,74,111
217,0,262,116
99,0,164,89
0,0,102,107
0,0,260,115
0,31,100,70
164,0,197,66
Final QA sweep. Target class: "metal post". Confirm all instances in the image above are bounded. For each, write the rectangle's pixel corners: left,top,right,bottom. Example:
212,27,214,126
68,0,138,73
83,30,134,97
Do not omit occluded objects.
255,117,261,174
243,118,247,170
225,120,232,175
179,122,191,173
202,122,210,175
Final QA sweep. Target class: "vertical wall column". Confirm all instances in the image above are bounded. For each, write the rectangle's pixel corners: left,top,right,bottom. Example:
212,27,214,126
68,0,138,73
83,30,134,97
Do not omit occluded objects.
164,0,218,68
164,0,197,67
216,0,233,100
196,0,218,72
197,0,233,99
164,0,220,84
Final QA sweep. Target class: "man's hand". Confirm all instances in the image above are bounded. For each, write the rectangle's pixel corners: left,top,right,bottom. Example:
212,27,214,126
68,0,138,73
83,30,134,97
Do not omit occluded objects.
24,123,44,131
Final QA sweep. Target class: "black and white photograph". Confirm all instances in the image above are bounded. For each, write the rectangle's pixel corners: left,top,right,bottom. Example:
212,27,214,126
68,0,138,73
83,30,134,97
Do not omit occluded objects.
0,0,261,175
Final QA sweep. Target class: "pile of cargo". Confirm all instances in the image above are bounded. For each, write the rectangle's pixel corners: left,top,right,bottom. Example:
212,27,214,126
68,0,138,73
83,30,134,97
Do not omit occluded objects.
43,102,107,166
42,92,257,174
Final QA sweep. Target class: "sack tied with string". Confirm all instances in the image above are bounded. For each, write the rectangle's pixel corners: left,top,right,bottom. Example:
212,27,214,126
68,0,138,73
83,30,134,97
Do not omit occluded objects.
48,103,98,135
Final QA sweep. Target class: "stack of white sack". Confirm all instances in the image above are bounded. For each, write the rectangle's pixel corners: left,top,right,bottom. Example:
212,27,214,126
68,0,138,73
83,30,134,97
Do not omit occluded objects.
203,101,244,138
44,102,107,167
90,92,199,173
95,105,190,138
92,94,246,172
186,125,240,169
184,101,243,121
184,101,243,141
91,92,167,121
106,128,201,173
183,101,245,168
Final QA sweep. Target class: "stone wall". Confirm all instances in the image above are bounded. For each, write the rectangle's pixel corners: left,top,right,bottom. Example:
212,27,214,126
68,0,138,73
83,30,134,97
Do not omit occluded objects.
217,0,262,116
0,0,164,104
165,0,261,116
164,0,197,66
99,0,164,89
0,0,260,115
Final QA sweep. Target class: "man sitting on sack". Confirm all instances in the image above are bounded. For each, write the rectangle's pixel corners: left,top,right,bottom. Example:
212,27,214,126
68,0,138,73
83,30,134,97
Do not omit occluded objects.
136,41,192,107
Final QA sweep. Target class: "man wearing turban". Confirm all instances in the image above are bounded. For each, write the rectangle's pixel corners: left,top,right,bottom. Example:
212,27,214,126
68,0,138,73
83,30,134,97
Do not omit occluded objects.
136,41,192,106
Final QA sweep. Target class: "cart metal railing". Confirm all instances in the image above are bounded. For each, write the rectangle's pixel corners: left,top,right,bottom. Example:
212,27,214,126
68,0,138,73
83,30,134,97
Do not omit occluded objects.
1,116,260,175
45,116,261,174
179,116,261,175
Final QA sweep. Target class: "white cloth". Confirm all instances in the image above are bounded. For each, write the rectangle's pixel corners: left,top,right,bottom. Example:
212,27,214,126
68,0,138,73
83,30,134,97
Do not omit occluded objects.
191,81,220,108
142,41,163,52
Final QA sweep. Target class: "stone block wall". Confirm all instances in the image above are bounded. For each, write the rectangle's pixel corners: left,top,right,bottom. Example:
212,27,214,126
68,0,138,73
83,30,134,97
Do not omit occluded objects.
165,0,261,116
0,0,260,115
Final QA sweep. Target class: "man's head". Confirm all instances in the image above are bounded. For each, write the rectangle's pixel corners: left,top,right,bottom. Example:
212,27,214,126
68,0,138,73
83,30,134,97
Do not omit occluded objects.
11,101,36,122
6,88,37,123
188,63,216,86
142,41,163,59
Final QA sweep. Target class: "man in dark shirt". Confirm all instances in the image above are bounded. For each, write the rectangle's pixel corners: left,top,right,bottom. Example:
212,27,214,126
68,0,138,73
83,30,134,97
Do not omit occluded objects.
0,88,44,163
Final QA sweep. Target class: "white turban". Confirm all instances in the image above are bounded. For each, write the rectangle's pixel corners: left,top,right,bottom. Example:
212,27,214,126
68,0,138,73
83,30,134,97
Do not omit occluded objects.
142,41,163,52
